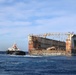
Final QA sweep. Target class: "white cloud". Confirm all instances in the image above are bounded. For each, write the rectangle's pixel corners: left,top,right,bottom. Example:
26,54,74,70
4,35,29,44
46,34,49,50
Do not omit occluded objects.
0,0,6,3
0,2,36,21
0,0,76,51
29,14,76,34
0,21,31,26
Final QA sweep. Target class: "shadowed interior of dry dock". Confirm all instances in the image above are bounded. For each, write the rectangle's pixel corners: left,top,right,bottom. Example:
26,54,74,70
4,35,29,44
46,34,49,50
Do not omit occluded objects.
28,32,76,56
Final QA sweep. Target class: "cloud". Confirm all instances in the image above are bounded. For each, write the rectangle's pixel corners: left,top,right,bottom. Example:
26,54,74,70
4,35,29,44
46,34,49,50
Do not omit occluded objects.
0,0,76,22
0,1,36,21
29,14,76,34
0,0,6,3
0,0,76,51
0,21,31,27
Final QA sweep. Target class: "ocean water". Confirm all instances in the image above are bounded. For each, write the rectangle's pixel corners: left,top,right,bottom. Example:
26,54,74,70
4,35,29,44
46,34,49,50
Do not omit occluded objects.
0,52,76,75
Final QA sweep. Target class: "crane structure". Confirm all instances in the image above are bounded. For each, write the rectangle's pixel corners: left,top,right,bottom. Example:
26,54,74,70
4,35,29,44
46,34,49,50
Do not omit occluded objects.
29,32,74,41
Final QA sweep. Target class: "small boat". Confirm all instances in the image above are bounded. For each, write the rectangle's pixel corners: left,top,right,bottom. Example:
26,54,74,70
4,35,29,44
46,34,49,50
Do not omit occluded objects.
6,44,26,55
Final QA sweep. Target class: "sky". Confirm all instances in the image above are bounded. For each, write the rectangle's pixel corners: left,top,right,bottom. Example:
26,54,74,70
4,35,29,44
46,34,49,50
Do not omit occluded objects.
0,0,76,51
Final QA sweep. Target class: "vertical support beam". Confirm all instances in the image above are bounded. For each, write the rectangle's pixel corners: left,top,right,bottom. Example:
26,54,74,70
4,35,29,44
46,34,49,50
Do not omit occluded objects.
28,36,34,54
66,33,74,55
66,38,71,54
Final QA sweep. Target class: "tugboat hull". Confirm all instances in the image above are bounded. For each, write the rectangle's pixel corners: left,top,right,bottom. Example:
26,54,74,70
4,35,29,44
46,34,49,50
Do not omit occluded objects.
6,50,26,55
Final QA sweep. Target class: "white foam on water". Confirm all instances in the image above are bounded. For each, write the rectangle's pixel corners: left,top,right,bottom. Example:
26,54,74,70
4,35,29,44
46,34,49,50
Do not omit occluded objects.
24,55,42,57
7,54,42,58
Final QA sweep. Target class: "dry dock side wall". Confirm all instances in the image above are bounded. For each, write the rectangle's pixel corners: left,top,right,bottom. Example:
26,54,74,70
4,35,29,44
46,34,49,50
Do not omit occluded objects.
28,34,76,56
28,36,66,55
65,34,76,55
30,50,66,56
71,35,76,55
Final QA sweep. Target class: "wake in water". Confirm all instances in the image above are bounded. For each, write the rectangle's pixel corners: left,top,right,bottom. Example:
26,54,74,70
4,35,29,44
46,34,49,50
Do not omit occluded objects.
9,54,43,58
0,52,76,75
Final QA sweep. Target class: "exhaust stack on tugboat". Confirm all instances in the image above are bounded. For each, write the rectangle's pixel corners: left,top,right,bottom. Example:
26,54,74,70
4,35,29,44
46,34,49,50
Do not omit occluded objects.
6,44,26,55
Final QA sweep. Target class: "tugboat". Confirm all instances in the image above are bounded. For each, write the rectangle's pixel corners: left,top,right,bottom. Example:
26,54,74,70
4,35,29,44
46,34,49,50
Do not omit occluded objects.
6,44,26,55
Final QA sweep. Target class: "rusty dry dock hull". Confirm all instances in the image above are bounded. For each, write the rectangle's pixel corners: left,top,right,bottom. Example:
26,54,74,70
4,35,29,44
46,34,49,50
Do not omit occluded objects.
28,34,76,56
28,35,66,56
6,50,26,55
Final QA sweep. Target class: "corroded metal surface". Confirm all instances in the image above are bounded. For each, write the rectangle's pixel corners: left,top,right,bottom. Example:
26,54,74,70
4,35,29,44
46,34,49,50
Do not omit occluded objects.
28,33,76,56
29,50,66,56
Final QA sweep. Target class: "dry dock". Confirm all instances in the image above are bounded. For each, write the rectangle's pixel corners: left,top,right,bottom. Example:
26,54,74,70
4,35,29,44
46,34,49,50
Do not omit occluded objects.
28,32,76,56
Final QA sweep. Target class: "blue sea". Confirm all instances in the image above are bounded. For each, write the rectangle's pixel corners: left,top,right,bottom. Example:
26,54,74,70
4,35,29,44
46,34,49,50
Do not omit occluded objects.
0,52,76,75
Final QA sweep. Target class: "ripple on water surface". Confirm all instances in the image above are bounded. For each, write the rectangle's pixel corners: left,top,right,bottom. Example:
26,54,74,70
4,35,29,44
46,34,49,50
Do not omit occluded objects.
0,54,76,75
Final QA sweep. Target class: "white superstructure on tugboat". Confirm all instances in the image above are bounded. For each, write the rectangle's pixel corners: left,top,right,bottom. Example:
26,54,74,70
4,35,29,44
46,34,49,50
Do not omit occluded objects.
6,44,26,55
